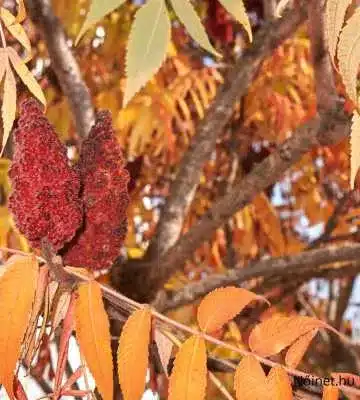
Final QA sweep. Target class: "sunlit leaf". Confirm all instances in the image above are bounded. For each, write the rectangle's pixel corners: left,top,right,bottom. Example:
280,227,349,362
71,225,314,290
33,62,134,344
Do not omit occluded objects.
350,111,360,188
324,0,352,65
117,307,152,400
197,286,268,333
7,47,46,106
170,0,220,57
234,355,268,400
1,55,15,156
217,0,252,42
0,255,38,398
249,316,327,357
76,0,127,44
285,328,318,368
337,8,360,105
267,366,293,400
75,280,113,400
123,0,171,107
168,335,207,400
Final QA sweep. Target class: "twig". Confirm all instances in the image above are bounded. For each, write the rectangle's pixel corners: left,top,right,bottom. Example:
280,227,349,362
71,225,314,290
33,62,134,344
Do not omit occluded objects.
3,247,360,398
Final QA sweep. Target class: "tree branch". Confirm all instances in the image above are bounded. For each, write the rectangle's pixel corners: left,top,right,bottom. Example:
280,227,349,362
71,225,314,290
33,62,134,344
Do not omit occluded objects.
26,0,95,138
155,243,360,311
145,3,307,260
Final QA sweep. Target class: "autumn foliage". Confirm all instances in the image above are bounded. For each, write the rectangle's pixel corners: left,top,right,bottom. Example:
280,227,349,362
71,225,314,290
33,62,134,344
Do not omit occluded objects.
2,0,360,399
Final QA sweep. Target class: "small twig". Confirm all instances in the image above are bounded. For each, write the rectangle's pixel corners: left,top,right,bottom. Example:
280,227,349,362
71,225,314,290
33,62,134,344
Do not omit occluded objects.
2,247,360,398
208,371,235,400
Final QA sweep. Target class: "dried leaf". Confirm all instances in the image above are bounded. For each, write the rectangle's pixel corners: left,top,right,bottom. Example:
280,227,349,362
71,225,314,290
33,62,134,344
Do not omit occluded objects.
75,281,113,400
168,335,207,400
267,366,293,400
234,355,268,400
117,307,152,400
197,286,267,333
285,328,318,368
7,47,46,106
350,111,360,188
54,293,75,393
51,290,71,333
1,58,16,156
154,329,173,376
170,0,220,57
217,0,252,42
0,255,38,398
76,0,126,44
337,8,360,105
249,316,327,357
22,265,49,361
124,0,171,107
324,0,352,65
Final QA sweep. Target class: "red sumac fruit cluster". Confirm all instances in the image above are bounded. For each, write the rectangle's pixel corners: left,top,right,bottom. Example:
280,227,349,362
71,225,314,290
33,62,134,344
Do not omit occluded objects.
8,99,129,271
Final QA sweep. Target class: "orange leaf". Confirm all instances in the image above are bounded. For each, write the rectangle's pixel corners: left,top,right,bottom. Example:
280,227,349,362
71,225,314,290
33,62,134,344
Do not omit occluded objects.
117,306,152,400
75,281,113,400
249,316,326,357
285,328,318,368
0,255,38,399
234,355,268,400
267,366,293,400
168,335,207,400
197,286,267,333
322,385,339,400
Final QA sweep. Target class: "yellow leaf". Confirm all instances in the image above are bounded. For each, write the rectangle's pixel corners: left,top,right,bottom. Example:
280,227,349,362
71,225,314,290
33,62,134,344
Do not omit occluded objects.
324,0,352,66
1,60,16,156
124,0,171,107
322,385,339,400
197,286,267,333
7,47,46,106
0,255,38,399
234,355,268,400
117,307,152,400
168,335,207,400
337,8,360,105
76,0,127,44
15,0,26,23
169,0,221,57
75,280,113,400
0,8,31,57
267,366,293,400
350,111,360,188
249,316,327,357
285,328,318,368
217,0,252,42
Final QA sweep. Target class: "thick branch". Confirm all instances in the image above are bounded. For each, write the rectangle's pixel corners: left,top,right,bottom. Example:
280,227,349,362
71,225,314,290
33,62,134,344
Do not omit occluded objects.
118,103,350,301
158,244,360,311
26,0,95,138
145,4,307,260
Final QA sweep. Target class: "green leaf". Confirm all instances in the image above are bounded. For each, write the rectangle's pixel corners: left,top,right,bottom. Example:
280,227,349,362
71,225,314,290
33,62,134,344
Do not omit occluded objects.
76,0,126,44
170,0,221,57
218,0,252,42
123,0,171,107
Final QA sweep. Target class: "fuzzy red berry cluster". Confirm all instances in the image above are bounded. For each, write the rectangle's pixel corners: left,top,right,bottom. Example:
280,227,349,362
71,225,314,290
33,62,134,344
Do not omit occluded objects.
8,99,129,271
62,111,129,270
9,100,82,251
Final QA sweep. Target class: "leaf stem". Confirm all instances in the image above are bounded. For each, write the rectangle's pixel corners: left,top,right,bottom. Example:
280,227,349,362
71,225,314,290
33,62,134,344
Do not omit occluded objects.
2,246,360,398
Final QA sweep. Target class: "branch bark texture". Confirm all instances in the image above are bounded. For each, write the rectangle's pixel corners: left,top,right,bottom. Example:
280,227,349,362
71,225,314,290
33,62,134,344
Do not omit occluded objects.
158,244,360,311
145,4,308,260
26,0,95,138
